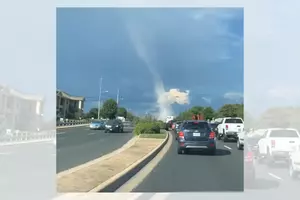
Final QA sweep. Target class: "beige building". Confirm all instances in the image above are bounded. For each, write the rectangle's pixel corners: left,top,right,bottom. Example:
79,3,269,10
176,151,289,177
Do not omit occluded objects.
0,84,44,131
56,90,85,120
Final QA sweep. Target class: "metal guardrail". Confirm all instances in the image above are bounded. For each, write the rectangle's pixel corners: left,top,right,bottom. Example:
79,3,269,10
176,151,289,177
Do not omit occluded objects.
0,120,134,146
56,119,91,127
0,130,55,145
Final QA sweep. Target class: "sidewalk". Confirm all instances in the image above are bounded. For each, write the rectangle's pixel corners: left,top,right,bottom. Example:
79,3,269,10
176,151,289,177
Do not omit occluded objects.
57,137,165,192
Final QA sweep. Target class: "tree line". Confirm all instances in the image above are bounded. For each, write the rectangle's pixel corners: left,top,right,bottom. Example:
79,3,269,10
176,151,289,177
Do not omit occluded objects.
175,104,244,121
83,98,135,120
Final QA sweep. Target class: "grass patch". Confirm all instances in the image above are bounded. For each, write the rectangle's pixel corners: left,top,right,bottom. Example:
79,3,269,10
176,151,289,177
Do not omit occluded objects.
139,133,167,139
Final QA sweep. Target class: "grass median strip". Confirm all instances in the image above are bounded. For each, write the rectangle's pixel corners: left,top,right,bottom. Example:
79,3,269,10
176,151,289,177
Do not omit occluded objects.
57,136,165,192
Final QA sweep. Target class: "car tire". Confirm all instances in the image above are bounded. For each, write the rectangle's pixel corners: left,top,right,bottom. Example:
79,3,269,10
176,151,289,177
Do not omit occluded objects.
177,148,185,154
217,134,221,140
223,135,228,142
266,148,274,166
289,160,299,180
237,140,243,150
208,148,216,155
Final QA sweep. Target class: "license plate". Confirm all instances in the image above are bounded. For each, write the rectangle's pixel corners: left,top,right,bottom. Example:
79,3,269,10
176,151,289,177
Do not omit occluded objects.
193,132,201,137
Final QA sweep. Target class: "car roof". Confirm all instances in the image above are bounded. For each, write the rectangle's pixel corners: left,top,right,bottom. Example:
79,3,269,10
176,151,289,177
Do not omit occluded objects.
183,120,207,123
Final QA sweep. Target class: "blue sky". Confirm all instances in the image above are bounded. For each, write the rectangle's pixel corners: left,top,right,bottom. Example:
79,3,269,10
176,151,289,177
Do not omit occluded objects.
57,8,244,116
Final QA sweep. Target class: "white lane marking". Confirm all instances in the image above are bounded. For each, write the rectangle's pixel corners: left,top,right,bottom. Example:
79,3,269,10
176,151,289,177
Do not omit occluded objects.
0,152,12,155
268,172,282,180
129,193,144,200
224,145,232,150
57,132,66,135
149,193,170,200
88,132,96,136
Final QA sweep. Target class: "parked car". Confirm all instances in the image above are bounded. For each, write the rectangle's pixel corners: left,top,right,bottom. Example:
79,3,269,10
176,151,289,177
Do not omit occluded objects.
176,120,216,155
104,119,124,133
89,120,105,130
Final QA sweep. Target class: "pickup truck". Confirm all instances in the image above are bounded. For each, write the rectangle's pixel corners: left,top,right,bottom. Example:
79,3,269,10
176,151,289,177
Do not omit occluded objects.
217,117,244,142
257,128,300,165
289,145,300,179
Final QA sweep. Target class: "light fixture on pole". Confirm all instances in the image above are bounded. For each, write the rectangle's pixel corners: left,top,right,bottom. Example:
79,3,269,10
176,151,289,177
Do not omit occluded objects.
97,78,103,120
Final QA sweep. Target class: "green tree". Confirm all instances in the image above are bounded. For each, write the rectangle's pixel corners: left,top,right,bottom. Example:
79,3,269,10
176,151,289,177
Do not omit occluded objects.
100,98,118,119
117,107,127,118
217,104,243,118
86,108,98,119
203,107,215,120
126,112,135,121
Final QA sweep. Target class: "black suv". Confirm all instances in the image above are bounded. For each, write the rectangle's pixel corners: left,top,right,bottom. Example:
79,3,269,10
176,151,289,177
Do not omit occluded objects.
104,119,124,133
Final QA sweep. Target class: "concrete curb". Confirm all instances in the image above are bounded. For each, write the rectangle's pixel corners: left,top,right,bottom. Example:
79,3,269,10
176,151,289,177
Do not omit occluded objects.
89,132,169,192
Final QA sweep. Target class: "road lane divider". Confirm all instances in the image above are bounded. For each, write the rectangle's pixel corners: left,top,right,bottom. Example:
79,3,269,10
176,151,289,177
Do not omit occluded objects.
56,132,169,193
116,132,173,192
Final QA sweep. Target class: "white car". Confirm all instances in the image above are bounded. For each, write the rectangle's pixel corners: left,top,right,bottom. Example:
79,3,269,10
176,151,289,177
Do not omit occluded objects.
237,131,245,150
289,145,300,179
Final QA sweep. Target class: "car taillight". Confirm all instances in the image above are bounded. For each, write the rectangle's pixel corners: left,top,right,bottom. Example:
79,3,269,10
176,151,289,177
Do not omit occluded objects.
245,151,253,162
271,140,275,148
209,132,215,139
225,124,228,130
178,131,184,138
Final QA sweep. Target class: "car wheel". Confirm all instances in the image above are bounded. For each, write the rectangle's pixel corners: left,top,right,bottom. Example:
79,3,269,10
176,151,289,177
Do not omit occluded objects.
217,134,221,140
208,148,216,155
266,148,274,166
223,135,228,142
177,148,185,154
289,161,299,180
237,140,243,150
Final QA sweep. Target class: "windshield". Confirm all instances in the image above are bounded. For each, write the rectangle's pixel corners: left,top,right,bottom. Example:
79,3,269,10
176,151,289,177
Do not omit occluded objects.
183,122,210,130
269,130,299,138
224,118,243,123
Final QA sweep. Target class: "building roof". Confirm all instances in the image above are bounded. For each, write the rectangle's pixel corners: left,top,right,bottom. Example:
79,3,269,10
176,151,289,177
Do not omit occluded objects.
0,84,44,101
56,89,85,101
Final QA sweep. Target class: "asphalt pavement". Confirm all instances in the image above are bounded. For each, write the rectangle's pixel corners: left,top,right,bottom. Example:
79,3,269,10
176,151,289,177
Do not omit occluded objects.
56,123,134,172
0,141,56,199
133,133,244,192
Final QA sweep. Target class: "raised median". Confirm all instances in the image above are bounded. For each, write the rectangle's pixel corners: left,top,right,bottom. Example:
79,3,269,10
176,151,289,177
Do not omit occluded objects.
57,131,168,192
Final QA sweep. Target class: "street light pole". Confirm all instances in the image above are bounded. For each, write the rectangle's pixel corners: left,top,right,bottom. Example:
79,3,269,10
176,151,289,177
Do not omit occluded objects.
116,88,119,105
97,77,103,120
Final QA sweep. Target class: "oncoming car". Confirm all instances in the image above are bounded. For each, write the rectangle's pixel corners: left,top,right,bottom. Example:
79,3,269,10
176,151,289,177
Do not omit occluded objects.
89,120,105,130
176,120,216,155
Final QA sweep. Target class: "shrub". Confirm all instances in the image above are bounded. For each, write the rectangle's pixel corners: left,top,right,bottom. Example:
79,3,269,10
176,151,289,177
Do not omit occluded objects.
134,121,161,135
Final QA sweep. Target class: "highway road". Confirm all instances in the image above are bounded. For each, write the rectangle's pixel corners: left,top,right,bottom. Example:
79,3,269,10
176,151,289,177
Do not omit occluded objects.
0,141,56,199
57,122,134,172
133,133,244,192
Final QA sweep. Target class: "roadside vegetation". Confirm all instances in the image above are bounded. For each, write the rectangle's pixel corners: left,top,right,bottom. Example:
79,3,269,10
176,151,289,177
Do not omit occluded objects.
175,104,244,121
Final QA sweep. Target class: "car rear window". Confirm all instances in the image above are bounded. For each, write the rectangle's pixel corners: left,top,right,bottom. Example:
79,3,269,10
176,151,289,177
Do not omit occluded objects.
106,120,116,125
183,122,210,130
210,123,218,128
269,130,299,138
224,118,243,123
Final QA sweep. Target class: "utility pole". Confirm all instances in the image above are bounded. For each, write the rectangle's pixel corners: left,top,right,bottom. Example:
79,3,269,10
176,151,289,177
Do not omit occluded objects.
116,88,119,105
97,77,103,120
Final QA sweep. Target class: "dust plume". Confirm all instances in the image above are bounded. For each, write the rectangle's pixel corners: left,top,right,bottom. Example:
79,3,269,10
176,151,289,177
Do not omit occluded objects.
126,23,190,120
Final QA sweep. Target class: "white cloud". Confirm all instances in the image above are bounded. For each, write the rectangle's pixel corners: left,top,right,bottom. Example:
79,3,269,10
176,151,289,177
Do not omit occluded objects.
201,97,212,104
224,92,243,100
